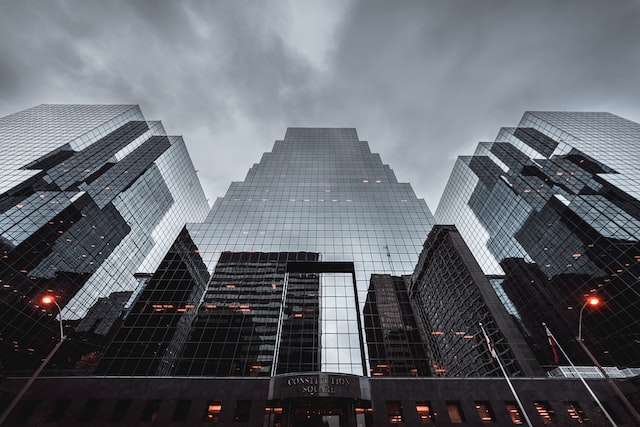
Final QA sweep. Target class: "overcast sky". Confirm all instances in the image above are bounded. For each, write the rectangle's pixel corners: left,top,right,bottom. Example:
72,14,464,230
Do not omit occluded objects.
1,0,639,210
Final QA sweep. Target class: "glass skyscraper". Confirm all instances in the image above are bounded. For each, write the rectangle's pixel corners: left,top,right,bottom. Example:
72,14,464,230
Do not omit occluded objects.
168,127,434,377
436,112,640,368
0,104,209,373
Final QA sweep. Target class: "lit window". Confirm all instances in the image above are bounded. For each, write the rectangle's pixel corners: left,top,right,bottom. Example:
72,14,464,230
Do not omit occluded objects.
475,401,494,423
534,401,554,424
416,400,435,423
387,401,404,423
205,400,222,422
565,401,589,423
505,402,524,425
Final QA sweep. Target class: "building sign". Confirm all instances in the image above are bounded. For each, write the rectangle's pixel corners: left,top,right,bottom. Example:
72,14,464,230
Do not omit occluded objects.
271,373,367,399
286,375,351,396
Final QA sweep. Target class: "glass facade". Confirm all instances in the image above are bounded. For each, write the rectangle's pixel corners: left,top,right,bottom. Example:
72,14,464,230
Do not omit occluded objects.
436,112,640,367
409,225,541,377
0,105,209,373
127,127,434,378
363,274,431,377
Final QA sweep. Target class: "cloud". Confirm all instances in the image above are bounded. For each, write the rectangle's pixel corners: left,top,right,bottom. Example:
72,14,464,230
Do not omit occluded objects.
1,0,639,210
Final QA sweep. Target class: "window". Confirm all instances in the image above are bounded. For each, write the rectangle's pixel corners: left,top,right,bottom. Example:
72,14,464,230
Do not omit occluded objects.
172,400,191,422
233,400,251,422
205,400,222,422
415,400,435,423
78,399,101,422
387,401,404,423
446,401,465,423
16,400,40,423
505,402,524,425
594,401,618,424
109,399,132,422
534,401,554,424
140,399,161,422
475,401,495,423
47,399,71,422
565,401,589,423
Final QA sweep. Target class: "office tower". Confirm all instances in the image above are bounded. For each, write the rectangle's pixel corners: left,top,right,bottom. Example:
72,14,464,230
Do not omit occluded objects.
0,105,209,373
149,127,434,378
436,112,640,368
409,225,542,377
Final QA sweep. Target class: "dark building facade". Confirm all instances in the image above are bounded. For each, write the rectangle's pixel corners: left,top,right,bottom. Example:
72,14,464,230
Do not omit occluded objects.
1,375,636,426
95,227,210,376
363,274,431,377
436,112,640,369
410,225,543,378
0,105,209,374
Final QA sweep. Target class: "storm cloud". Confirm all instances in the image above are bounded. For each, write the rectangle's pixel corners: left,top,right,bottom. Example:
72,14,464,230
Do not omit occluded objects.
1,0,639,209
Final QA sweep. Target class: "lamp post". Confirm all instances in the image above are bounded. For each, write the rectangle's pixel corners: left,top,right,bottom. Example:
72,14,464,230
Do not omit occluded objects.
41,295,64,341
0,295,67,426
577,296,599,342
575,296,640,425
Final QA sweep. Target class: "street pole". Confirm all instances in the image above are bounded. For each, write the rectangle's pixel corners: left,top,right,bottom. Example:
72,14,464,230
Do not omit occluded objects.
543,323,617,426
0,337,66,426
480,323,534,427
0,297,66,426
575,338,640,425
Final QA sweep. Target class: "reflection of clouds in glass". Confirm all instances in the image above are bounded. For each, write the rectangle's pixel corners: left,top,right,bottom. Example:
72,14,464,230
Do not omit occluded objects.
336,308,349,319
324,320,338,334
324,334,338,347
338,348,352,363
337,334,351,347
321,272,362,375
349,334,360,347
325,350,339,363
334,320,349,332
325,364,339,373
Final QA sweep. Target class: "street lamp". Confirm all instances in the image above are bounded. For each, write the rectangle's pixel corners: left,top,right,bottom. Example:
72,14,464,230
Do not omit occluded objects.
577,296,600,341
573,295,640,425
41,295,64,341
0,294,67,425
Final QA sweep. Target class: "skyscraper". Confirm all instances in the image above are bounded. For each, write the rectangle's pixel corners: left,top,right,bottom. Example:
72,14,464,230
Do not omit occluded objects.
100,127,435,378
0,104,209,373
436,112,640,368
2,122,637,426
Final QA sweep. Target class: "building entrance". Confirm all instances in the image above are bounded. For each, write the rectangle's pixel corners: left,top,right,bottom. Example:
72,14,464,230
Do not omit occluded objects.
264,397,372,427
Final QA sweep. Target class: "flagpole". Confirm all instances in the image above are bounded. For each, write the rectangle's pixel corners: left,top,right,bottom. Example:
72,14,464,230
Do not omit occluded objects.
479,323,533,427
542,323,617,427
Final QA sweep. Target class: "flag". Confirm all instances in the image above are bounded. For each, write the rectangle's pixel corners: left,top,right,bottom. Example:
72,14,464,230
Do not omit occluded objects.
543,323,559,364
479,323,498,362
